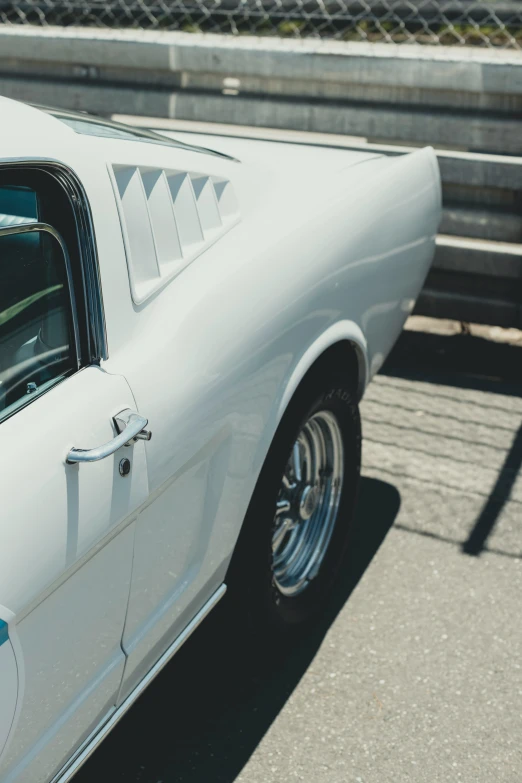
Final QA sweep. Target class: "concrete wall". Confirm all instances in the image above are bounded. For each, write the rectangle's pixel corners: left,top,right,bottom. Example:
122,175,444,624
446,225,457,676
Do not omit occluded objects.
0,27,521,326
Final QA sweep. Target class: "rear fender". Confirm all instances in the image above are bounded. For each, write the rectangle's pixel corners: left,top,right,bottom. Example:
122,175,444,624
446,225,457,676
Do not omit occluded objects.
277,320,369,426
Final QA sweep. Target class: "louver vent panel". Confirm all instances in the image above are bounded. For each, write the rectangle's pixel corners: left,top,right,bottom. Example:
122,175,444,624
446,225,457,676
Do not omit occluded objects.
110,164,240,304
113,165,159,289
212,178,239,219
141,169,182,268
167,172,203,248
191,175,222,234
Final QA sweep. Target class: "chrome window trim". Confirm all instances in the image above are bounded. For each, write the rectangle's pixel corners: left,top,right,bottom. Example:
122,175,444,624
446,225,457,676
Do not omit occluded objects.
0,158,108,362
0,221,81,370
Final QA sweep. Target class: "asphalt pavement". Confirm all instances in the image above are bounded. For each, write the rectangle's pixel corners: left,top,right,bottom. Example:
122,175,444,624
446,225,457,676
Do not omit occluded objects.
76,321,522,783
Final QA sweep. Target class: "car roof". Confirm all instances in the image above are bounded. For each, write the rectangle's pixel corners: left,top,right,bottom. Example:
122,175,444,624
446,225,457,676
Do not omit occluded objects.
0,97,235,162
35,105,237,161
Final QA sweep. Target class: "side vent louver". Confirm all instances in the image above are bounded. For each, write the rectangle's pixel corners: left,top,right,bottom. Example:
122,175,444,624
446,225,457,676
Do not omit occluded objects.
141,169,182,268
191,175,222,234
113,166,159,289
166,172,203,248
111,164,240,304
212,177,239,219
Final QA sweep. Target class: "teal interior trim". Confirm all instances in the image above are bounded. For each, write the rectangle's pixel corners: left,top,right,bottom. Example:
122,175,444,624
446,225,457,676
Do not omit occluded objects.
0,620,8,647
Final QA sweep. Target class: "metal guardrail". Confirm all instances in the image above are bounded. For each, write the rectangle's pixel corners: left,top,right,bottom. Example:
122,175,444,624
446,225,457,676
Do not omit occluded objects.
0,27,520,326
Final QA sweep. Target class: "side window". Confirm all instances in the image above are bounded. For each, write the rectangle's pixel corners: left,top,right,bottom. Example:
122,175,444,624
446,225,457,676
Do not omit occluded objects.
0,186,77,420
0,185,38,227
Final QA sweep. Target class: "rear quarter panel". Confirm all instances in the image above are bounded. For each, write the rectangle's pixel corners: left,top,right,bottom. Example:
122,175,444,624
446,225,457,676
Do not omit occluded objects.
90,139,440,586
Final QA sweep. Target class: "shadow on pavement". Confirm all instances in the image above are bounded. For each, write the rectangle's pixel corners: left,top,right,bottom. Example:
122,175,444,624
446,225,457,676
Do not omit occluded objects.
462,421,522,556
75,476,400,783
383,327,522,396
383,327,522,557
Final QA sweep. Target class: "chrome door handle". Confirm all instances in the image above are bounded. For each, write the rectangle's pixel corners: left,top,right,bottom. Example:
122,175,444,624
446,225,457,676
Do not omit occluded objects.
66,408,151,464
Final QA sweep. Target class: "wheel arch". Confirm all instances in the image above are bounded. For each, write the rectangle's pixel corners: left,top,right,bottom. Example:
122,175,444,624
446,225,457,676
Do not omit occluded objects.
227,322,365,608
228,322,367,583
276,320,368,429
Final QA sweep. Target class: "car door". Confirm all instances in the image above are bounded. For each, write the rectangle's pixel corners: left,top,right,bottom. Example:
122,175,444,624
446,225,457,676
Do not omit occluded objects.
0,172,148,783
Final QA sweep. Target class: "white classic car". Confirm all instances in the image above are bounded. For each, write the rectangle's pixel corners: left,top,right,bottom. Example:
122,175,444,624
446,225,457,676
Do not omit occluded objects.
0,97,441,783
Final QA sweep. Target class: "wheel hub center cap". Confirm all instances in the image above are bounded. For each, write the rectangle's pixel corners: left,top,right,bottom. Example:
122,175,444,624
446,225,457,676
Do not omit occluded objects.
299,484,319,520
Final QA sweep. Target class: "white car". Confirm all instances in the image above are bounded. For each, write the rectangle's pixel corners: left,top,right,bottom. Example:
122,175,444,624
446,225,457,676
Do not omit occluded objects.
0,97,441,783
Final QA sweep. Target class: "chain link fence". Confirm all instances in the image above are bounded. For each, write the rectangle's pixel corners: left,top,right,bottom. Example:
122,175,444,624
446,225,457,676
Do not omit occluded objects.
0,0,521,47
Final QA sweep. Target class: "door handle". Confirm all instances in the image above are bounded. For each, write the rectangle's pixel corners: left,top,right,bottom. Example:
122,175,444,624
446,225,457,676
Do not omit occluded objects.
66,409,152,464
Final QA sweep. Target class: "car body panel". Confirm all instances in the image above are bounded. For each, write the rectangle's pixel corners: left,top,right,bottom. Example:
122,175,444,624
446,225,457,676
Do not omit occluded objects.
87,132,438,700
0,97,441,783
0,367,148,782
0,636,17,763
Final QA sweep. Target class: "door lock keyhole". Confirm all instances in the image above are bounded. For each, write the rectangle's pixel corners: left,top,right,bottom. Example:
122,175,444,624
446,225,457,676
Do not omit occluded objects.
119,458,131,477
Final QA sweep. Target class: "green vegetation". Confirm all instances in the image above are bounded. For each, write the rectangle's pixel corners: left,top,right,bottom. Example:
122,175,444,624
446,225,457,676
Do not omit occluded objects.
277,19,307,36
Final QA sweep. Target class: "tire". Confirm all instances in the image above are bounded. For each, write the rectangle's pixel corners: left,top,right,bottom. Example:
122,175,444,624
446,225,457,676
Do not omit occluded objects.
227,367,361,636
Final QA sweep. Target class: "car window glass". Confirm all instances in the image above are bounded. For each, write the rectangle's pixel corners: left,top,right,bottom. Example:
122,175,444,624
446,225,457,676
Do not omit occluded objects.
0,226,76,421
0,185,38,228
38,107,236,161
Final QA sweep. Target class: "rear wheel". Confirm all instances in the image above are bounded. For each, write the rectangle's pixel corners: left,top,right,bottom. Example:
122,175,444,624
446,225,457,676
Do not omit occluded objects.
227,368,361,634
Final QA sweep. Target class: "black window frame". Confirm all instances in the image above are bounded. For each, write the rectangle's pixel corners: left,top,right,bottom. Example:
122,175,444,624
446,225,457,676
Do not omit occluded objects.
0,160,107,421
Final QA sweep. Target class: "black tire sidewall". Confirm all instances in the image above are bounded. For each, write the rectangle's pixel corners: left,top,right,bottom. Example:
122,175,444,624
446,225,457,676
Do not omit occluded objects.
228,371,361,633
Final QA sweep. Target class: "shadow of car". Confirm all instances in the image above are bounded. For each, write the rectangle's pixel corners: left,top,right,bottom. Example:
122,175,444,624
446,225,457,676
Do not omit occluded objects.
74,475,401,783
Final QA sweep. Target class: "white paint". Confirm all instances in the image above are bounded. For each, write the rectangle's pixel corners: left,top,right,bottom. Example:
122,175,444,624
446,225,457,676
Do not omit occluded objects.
113,164,160,289
97,131,440,703
0,366,148,783
141,168,182,264
0,98,441,783
0,642,17,763
277,320,369,419
110,162,240,304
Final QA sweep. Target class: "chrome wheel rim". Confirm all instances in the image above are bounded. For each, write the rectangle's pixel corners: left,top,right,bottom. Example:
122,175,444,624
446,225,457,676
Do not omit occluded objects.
272,410,344,597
